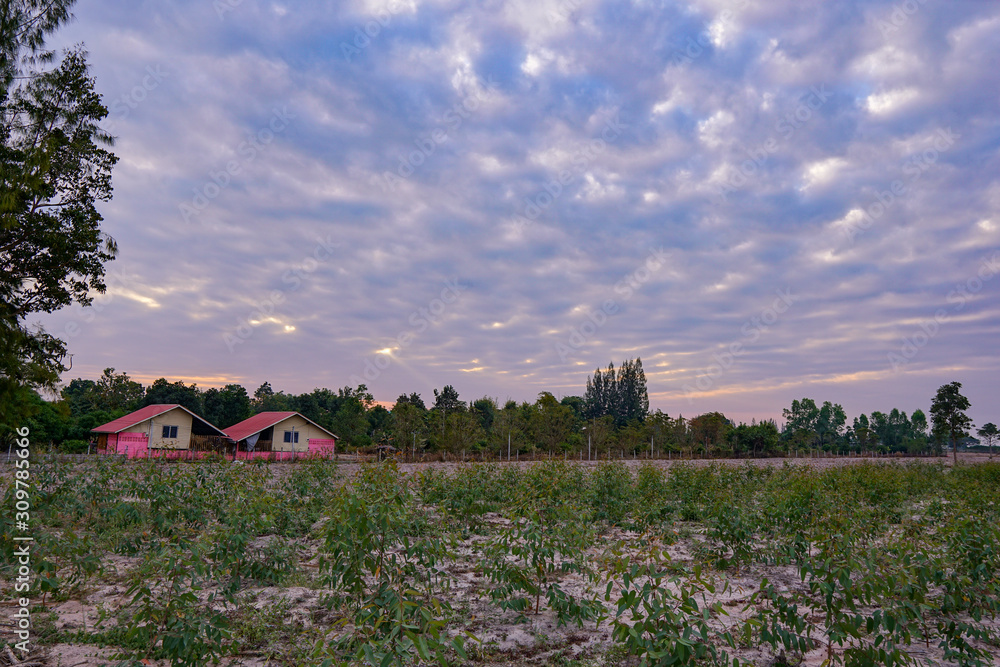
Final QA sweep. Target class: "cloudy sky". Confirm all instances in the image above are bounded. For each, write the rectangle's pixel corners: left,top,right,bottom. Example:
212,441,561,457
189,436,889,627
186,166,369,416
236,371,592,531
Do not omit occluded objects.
40,0,1000,425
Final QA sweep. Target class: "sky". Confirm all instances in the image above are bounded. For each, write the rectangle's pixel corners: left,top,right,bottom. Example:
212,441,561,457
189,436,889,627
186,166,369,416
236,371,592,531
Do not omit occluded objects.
38,0,1000,426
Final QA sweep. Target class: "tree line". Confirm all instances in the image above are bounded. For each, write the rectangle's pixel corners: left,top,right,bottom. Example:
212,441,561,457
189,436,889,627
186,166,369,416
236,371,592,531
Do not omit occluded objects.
6,362,995,461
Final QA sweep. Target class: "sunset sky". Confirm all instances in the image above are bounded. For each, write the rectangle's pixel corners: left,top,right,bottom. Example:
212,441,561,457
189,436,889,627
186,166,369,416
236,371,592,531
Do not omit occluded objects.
40,0,1000,426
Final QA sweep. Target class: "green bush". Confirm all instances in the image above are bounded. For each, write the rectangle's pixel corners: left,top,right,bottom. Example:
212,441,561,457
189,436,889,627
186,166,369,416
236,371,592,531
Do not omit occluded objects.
588,461,635,525
60,439,90,454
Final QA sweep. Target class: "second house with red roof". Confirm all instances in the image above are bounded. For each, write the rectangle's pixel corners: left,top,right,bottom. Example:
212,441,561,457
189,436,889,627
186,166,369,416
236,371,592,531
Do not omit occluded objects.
224,411,339,459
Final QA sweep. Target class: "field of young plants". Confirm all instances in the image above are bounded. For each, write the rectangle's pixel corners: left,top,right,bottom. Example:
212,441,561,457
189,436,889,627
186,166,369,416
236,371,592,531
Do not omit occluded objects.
2,456,999,667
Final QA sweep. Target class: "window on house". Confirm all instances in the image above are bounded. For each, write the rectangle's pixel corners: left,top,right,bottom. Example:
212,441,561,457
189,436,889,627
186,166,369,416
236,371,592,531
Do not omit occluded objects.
162,425,178,438
283,430,299,443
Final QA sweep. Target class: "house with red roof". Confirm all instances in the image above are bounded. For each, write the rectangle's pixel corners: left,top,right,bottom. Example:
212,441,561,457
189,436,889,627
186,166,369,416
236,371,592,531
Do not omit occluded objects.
224,412,338,459
92,404,228,457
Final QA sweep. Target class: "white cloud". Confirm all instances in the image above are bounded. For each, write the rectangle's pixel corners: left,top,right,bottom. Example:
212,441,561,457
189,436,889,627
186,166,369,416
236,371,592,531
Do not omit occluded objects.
697,110,735,148
801,157,848,191
864,87,920,115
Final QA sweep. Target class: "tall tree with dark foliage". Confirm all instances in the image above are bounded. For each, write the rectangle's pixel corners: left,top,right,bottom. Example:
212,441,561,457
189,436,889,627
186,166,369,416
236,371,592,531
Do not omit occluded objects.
930,381,972,465
1,1,117,423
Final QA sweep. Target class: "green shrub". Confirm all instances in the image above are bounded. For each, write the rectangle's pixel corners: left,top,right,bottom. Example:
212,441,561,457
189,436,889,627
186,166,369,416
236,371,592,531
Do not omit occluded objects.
60,439,90,454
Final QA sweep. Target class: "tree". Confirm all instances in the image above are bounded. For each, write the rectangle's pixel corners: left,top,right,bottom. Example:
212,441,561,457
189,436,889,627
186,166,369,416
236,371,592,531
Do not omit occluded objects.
528,392,577,454
869,409,913,453
852,414,873,454
616,358,649,425
582,358,649,427
203,384,252,428
395,392,426,411
93,368,144,412
21,389,69,446
559,395,584,420
253,381,274,405
977,422,998,460
815,401,846,451
391,401,426,456
728,420,780,458
61,377,98,413
583,364,610,420
252,381,294,412
58,375,135,446
432,385,464,413
330,385,375,449
489,400,531,459
783,398,818,433
689,412,730,458
646,409,672,456
617,421,645,456
754,420,781,457
667,414,693,457
366,404,393,445
782,398,820,451
929,381,972,465
899,408,930,455
142,378,203,415
1,3,118,421
583,415,615,458
470,397,497,432
427,408,482,455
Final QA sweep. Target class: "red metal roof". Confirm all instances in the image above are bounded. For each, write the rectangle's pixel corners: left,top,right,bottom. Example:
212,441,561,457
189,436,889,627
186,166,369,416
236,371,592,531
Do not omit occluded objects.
92,404,186,433
224,412,338,442
92,404,227,436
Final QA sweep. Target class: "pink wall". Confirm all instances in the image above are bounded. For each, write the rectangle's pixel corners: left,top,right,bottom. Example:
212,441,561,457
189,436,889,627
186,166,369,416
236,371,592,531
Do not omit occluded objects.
308,438,337,457
114,432,148,458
